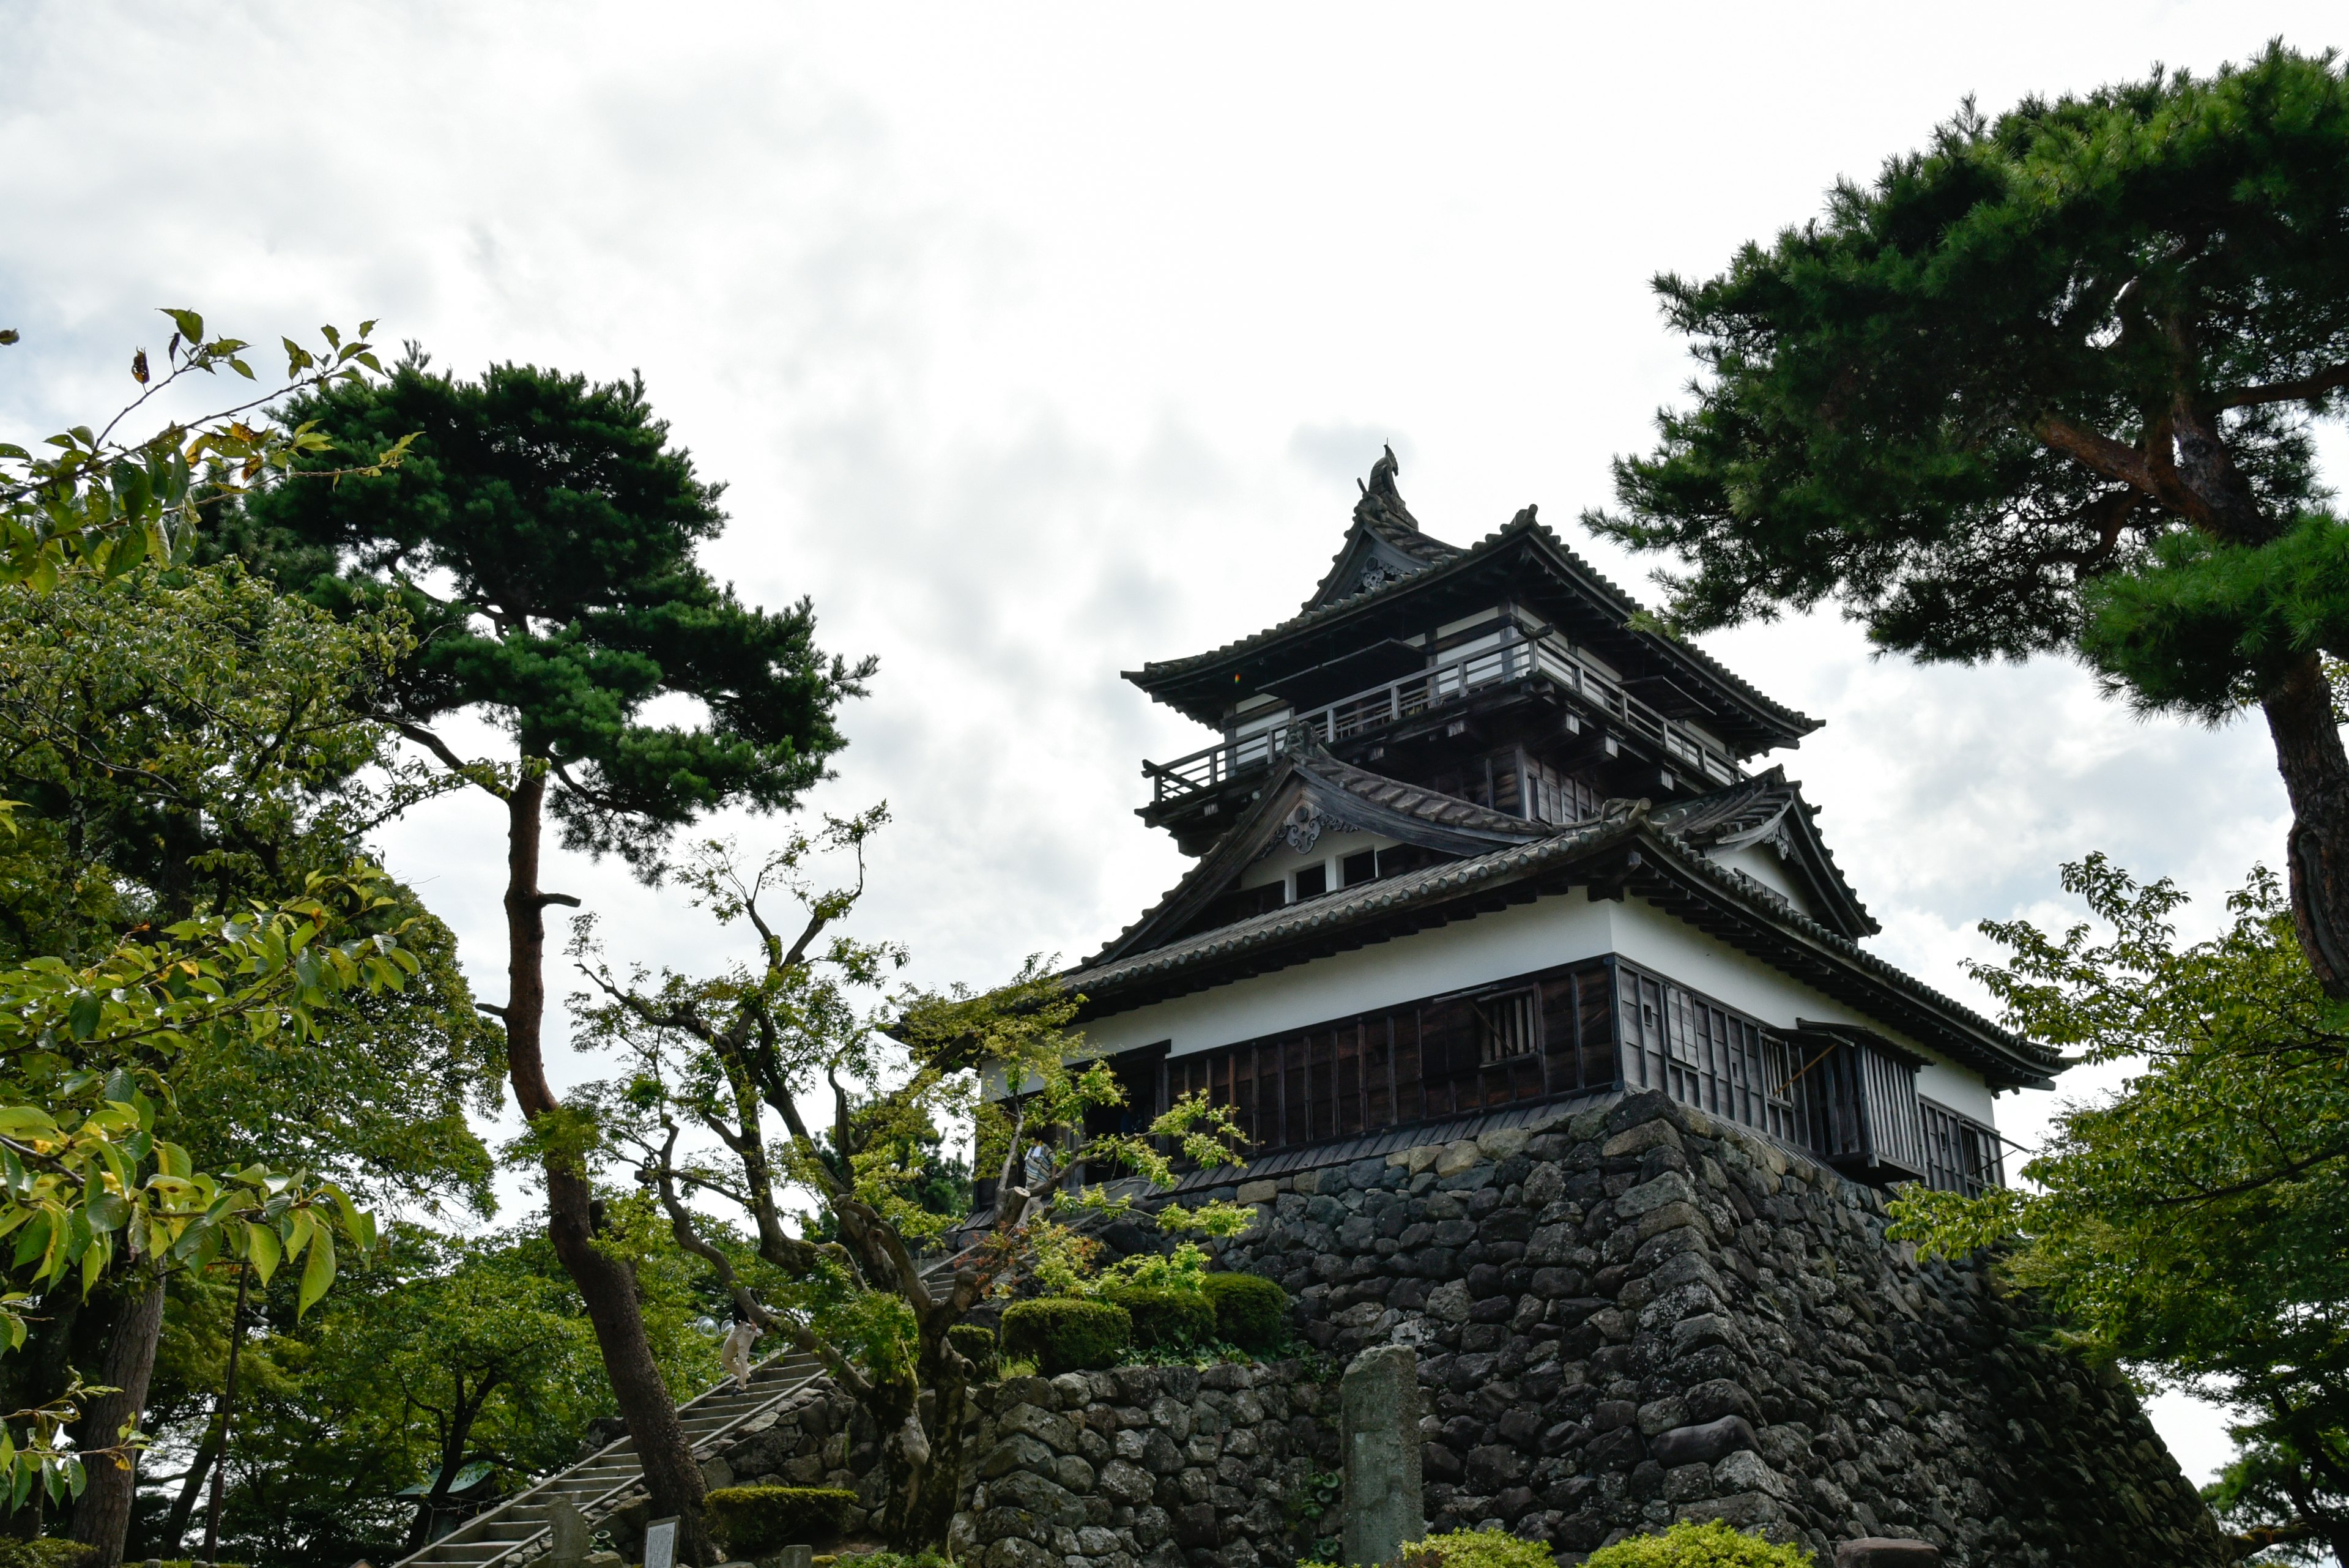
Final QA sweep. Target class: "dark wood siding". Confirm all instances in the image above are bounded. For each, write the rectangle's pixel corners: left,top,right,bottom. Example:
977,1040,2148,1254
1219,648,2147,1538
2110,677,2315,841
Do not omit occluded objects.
1149,954,1995,1195
1163,956,1616,1156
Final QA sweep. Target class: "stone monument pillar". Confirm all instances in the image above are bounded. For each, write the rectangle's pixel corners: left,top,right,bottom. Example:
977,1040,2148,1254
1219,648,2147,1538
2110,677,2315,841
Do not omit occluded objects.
1340,1344,1423,1567
547,1498,590,1568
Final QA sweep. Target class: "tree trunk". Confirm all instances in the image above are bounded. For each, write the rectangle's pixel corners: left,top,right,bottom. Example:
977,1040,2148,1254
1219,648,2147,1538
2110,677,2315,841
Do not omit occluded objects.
2261,653,2349,999
157,1413,224,1556
502,770,712,1565
67,1269,168,1568
882,1336,972,1551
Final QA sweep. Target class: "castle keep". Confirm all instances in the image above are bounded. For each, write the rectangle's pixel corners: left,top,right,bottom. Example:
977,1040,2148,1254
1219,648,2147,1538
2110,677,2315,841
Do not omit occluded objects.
946,453,2228,1565
1006,449,2046,1203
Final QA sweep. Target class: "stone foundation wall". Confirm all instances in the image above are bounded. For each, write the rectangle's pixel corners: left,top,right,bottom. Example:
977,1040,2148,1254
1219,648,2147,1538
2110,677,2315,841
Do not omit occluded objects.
948,1363,1336,1568
703,1382,892,1529
679,1089,2226,1567
1176,1089,2227,1568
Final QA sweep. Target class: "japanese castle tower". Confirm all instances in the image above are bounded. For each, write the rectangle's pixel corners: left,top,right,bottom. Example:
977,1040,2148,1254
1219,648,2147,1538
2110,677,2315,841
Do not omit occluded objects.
1037,451,2052,1203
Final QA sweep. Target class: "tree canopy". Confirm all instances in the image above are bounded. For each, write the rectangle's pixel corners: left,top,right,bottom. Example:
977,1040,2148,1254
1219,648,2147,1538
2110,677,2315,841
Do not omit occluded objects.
1890,856,2349,1564
221,350,872,1563
228,353,869,870
1590,44,2349,994
568,816,1249,1550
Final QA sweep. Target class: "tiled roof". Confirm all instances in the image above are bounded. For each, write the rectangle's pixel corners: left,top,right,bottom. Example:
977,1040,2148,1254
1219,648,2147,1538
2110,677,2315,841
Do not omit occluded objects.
1309,751,1549,841
1064,785,2057,1087
1651,766,1876,937
1126,508,1817,743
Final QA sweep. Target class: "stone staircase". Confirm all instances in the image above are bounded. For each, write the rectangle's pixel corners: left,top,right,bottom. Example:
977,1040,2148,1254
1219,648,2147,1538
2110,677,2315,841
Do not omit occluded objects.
392,1347,827,1568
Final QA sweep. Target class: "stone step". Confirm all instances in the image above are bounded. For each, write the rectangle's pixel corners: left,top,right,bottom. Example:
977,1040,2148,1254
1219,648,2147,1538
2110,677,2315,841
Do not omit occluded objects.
391,1345,847,1568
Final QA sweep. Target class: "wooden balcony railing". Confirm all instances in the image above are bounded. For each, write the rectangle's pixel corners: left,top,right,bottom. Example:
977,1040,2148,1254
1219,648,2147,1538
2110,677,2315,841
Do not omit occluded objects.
1142,626,1742,804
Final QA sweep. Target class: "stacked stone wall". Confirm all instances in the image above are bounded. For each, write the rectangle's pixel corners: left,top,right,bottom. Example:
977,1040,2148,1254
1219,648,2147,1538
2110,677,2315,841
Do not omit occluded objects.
702,1381,893,1529
1182,1089,2225,1567
681,1089,2227,1567
948,1362,1336,1568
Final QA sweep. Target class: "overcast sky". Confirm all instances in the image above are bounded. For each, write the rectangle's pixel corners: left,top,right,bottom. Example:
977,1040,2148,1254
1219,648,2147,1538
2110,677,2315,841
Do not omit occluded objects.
8,0,2347,1484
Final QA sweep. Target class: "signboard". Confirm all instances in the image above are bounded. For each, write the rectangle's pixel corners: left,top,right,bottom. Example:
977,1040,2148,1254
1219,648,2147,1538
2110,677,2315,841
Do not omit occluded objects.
643,1515,680,1568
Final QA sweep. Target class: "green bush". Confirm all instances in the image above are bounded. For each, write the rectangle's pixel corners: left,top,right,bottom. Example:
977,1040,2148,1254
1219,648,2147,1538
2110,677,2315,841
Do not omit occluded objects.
1581,1520,1817,1567
1200,1270,1290,1351
1395,1529,1559,1568
0,1545,98,1568
703,1485,858,1555
1106,1286,1217,1351
1000,1298,1131,1374
948,1323,998,1375
834,1553,953,1568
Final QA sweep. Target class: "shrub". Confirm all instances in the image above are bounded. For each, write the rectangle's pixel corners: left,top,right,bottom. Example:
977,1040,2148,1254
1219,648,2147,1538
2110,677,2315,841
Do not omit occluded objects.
1395,1529,1559,1568
1581,1520,1816,1567
1000,1298,1131,1374
948,1323,997,1375
836,1553,953,1568
0,1546,98,1568
1200,1270,1289,1351
703,1485,858,1555
1106,1286,1217,1351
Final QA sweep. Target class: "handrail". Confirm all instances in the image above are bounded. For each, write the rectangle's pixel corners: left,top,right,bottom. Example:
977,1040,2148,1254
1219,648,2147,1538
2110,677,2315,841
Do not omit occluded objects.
395,1254,962,1568
392,1351,817,1568
1142,628,1742,803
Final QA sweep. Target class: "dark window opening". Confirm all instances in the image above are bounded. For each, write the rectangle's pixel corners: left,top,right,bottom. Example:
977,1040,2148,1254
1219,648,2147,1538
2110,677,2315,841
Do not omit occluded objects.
1293,863,1327,899
1919,1097,2005,1197
1475,987,1538,1063
1341,849,1377,886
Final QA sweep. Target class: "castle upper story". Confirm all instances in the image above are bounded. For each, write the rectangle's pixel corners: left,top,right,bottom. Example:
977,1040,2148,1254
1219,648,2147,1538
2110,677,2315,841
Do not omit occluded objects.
1011,451,2054,1209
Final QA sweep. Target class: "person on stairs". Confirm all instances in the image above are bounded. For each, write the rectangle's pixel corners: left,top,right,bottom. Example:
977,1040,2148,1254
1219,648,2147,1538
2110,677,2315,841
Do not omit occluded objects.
719,1302,761,1390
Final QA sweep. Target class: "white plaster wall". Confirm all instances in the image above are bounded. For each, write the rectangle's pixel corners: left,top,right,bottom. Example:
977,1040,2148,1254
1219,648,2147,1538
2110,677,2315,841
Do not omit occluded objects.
1078,891,1615,1060
1238,830,1391,893
1594,899,2001,1127
1077,886,2003,1130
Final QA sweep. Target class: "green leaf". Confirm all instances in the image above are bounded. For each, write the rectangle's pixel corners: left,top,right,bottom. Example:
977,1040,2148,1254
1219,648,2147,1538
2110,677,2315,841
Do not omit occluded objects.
160,308,204,344
67,991,100,1041
245,1219,280,1284
297,1223,335,1317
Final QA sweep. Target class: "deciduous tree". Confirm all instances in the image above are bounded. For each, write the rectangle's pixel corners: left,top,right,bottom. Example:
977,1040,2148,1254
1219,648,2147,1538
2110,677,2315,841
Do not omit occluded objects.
569,816,1249,1550
1890,856,2349,1564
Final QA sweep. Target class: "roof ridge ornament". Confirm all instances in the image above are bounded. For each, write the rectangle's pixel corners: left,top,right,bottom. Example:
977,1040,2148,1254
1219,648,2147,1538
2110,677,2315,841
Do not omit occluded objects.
1353,442,1423,537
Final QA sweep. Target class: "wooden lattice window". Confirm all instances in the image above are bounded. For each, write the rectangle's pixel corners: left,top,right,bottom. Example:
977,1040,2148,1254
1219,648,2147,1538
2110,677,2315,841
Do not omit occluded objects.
1475,987,1539,1065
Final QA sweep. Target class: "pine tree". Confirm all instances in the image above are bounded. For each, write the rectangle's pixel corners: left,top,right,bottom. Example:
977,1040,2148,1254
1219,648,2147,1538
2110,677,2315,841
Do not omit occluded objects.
234,353,871,1562
1589,45,2349,993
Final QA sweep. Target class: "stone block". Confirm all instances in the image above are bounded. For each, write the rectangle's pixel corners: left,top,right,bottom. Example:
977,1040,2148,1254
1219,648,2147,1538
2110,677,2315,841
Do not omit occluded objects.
979,1433,1057,1479
990,1468,1087,1527
1238,1180,1278,1205
547,1498,590,1568
1434,1142,1482,1177
1615,1170,1697,1220
1341,1343,1425,1568
1649,1416,1759,1468
1835,1540,1943,1568
1464,1445,1526,1492
1173,1502,1222,1548
1600,1120,1684,1161
1675,1490,1783,1529
1711,1448,1791,1499
1000,1402,1083,1454
1099,1458,1156,1505
1474,1128,1531,1161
